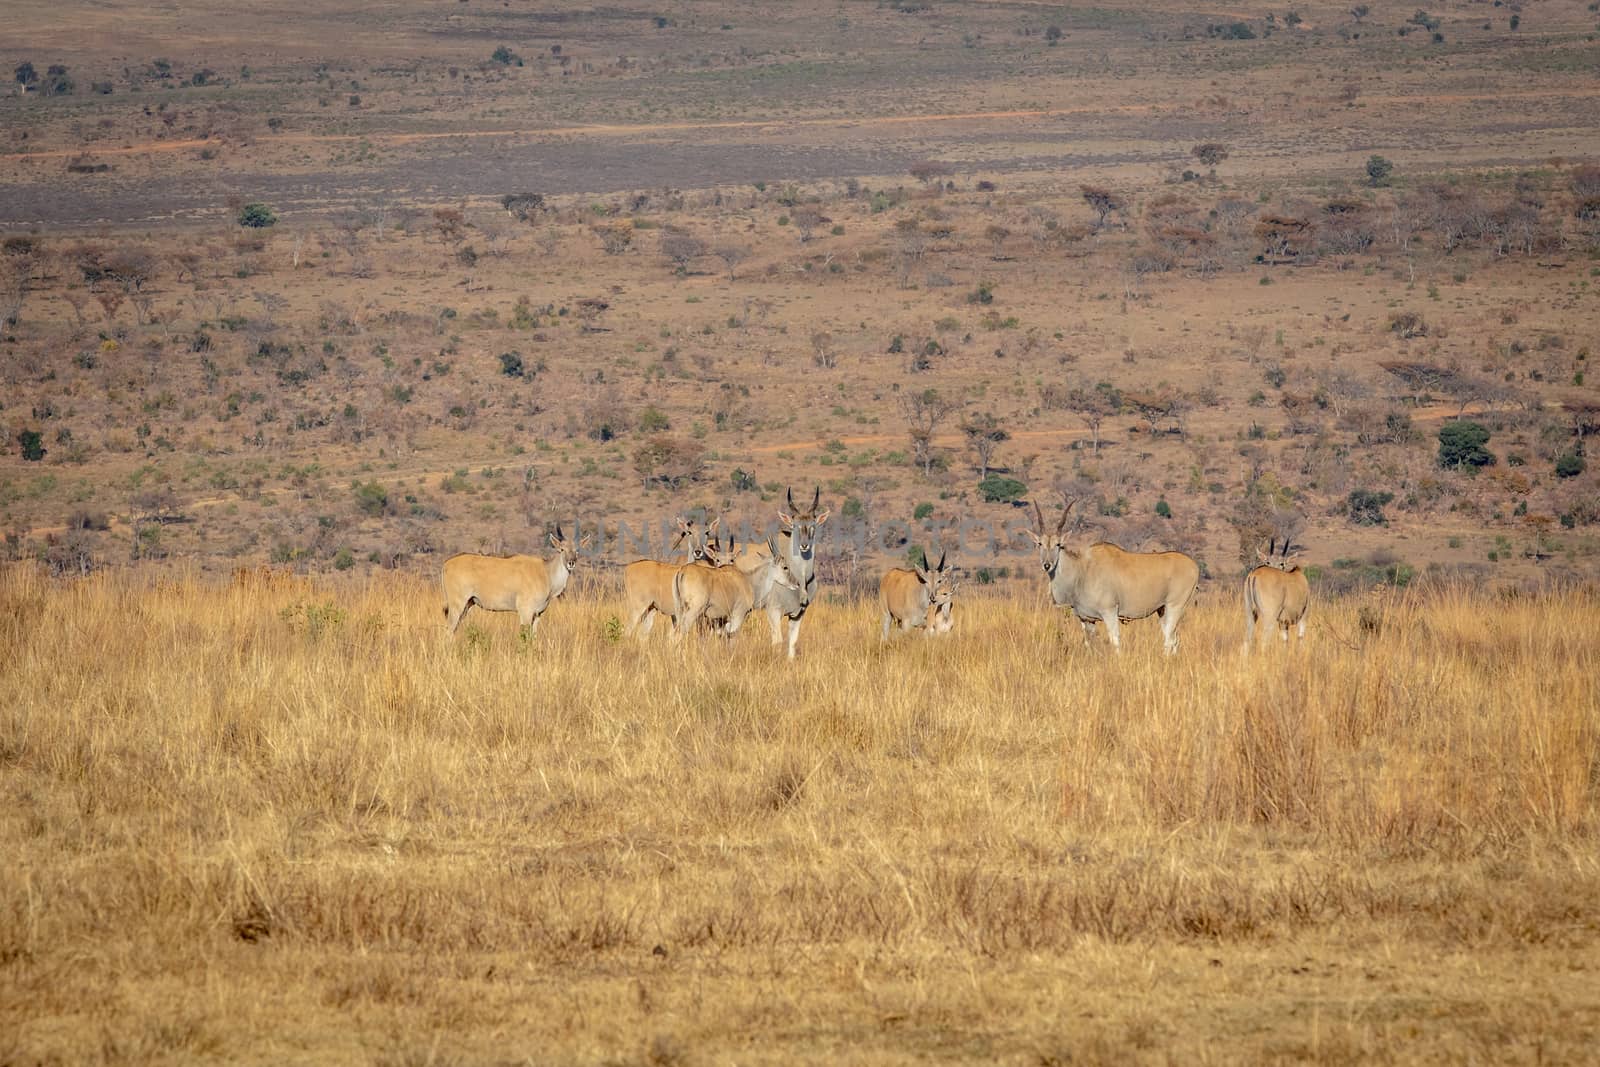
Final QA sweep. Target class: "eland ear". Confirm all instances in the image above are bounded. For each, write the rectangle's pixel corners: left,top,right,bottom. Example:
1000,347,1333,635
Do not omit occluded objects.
815,508,830,525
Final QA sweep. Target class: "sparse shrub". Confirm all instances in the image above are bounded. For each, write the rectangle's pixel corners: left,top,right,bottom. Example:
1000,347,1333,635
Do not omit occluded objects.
638,405,671,433
1346,488,1394,525
354,481,389,517
499,351,524,378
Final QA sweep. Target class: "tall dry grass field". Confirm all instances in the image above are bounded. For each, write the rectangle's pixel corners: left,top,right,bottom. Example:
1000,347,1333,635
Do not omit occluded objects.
2,565,1597,1064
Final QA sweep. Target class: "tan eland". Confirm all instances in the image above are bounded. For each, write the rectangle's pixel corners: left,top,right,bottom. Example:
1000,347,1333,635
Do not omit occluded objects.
1028,500,1199,654
441,524,585,636
1244,537,1311,651
879,550,954,641
673,536,802,643
734,486,830,659
622,515,717,637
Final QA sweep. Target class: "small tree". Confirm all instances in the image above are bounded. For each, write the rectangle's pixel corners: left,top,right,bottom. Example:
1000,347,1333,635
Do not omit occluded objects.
1081,185,1125,231
237,202,277,228
15,61,38,88
1437,420,1494,470
1044,24,1063,44
1365,155,1394,188
490,45,522,66
909,160,955,186
660,232,706,274
1191,142,1230,170
899,388,961,477
713,243,750,282
501,193,544,221
498,351,525,378
960,411,1010,480
1555,453,1586,479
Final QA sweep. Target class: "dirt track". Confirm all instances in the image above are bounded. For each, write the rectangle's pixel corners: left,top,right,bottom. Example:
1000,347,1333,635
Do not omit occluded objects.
5,86,1598,228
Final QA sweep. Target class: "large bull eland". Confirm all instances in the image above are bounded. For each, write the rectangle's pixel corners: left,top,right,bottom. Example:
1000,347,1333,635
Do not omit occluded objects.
736,486,829,660
441,524,586,636
622,516,717,637
1028,500,1199,654
673,536,802,642
1244,537,1310,651
879,550,954,641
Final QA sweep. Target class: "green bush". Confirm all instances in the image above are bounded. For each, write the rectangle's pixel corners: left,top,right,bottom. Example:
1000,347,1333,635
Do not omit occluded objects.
1555,452,1586,478
353,481,388,517
978,475,1028,503
913,501,934,520
1366,154,1394,187
237,202,278,228
18,429,45,462
1155,499,1172,519
498,351,524,378
1437,420,1494,470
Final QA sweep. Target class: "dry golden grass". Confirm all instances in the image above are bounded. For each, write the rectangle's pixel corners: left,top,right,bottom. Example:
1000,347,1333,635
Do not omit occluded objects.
2,564,1598,1064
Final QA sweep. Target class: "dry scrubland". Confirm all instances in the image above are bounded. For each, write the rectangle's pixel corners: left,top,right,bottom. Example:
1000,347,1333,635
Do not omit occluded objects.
5,0,1600,1061
2,566,1598,1064
2,0,1600,592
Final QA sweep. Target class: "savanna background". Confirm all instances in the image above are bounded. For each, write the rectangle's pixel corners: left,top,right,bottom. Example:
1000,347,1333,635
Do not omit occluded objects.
3,0,1599,1062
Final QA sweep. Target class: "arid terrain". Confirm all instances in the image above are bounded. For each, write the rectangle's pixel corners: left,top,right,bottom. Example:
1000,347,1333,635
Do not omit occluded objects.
2,0,1599,1062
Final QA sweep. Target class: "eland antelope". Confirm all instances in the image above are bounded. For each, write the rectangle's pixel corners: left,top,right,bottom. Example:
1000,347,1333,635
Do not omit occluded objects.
441,524,586,636
673,536,802,642
879,551,955,641
1244,537,1310,650
622,516,717,637
1028,500,1199,654
735,486,830,660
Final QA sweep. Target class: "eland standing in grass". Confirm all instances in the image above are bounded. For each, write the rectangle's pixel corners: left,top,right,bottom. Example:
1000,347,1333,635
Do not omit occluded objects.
673,535,802,643
441,524,585,636
622,515,717,637
1028,499,1199,654
879,550,955,641
736,486,829,660
1244,537,1311,651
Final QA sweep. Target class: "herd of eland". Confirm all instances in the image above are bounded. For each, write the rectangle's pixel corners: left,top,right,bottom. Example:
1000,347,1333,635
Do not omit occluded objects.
439,486,1311,657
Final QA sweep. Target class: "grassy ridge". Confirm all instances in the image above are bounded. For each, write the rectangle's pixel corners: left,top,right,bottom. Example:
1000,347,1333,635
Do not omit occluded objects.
2,566,1597,1063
